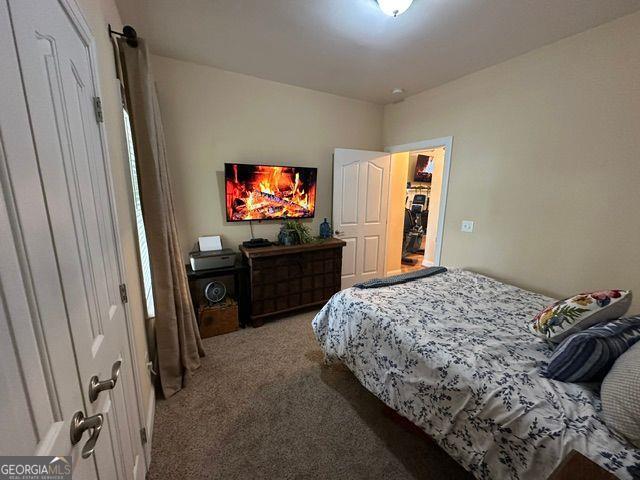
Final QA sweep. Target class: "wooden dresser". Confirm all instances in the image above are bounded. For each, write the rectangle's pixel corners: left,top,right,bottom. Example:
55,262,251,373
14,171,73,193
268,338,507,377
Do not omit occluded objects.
240,238,346,326
548,450,617,480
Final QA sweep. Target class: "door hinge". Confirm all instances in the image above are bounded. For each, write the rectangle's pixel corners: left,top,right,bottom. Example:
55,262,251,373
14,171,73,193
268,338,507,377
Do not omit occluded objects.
93,96,104,123
119,283,128,304
140,427,148,445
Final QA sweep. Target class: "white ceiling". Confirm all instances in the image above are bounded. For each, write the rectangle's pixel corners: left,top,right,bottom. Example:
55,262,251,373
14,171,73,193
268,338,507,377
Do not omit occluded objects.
114,0,640,104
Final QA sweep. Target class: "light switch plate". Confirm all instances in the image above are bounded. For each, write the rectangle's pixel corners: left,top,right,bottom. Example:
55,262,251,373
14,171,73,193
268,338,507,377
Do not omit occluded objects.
461,220,474,233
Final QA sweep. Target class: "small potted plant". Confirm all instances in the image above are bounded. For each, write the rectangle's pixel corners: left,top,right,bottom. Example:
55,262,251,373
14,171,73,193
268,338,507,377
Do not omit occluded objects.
278,220,313,245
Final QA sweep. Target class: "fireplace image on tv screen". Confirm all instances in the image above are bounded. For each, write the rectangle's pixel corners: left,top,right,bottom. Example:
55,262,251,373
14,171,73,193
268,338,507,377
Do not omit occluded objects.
225,163,317,221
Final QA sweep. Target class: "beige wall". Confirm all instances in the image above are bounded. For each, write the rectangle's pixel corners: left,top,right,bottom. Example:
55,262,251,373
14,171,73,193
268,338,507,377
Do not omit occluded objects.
386,152,409,274
152,55,384,256
76,0,154,426
384,11,640,313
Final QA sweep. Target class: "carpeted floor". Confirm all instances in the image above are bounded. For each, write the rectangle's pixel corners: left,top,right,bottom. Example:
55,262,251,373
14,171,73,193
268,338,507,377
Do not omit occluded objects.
147,310,472,480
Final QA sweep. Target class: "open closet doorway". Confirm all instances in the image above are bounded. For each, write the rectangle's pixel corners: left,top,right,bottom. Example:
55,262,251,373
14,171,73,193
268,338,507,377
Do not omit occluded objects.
384,137,452,276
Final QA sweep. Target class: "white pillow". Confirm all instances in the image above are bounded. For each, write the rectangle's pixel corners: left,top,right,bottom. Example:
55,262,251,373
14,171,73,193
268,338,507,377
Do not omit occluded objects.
601,340,640,448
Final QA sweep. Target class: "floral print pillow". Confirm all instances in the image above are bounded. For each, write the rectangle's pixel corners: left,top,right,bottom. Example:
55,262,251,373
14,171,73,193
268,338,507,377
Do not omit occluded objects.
530,290,632,343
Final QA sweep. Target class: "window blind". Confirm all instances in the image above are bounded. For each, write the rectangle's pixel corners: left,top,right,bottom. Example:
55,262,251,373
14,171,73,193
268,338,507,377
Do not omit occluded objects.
123,108,155,318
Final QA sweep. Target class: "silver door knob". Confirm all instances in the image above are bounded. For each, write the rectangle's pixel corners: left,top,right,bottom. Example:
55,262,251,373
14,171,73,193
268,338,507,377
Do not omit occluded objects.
88,360,122,403
70,411,103,459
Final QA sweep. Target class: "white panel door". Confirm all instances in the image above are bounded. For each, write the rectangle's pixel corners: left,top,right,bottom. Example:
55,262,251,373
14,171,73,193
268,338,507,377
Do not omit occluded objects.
333,149,390,288
0,1,143,478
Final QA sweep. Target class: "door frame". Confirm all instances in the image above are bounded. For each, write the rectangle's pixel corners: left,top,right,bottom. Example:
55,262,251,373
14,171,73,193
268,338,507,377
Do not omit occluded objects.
58,0,150,470
385,136,453,268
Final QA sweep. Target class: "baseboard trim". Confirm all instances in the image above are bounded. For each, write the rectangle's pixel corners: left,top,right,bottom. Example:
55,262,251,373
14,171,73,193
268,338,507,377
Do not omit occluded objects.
144,391,155,467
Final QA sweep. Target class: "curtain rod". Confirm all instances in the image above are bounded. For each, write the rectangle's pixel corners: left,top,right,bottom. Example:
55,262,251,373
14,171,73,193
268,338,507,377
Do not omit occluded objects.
108,24,138,48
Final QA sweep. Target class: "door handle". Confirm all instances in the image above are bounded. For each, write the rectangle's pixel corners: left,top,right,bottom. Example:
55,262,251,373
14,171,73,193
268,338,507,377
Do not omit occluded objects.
88,360,122,402
334,230,342,235
70,411,104,459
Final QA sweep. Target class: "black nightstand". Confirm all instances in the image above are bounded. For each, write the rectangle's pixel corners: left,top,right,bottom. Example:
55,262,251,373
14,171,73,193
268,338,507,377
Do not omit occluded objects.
185,257,249,327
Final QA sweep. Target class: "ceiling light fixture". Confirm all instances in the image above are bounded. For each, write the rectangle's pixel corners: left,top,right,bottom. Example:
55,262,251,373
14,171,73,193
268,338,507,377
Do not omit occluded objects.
377,0,414,17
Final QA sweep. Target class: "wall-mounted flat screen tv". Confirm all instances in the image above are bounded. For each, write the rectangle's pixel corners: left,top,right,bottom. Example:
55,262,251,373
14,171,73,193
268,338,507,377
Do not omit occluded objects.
413,154,433,182
225,163,317,221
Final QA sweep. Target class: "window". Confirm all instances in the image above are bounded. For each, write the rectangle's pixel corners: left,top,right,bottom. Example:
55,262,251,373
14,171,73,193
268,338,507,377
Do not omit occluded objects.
123,107,155,318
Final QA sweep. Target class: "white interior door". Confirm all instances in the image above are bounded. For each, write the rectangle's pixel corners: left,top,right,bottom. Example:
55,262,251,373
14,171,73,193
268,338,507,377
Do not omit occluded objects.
333,149,391,288
0,1,143,478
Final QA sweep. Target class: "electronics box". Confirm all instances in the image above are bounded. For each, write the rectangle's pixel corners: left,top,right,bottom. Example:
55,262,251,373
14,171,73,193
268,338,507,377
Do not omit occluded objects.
190,248,236,271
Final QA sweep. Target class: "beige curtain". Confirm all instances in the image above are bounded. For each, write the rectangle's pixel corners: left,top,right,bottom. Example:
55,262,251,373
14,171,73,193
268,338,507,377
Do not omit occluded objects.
117,38,204,398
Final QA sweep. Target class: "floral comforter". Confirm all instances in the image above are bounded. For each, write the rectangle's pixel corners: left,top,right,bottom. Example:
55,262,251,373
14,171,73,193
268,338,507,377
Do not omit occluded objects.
312,269,640,479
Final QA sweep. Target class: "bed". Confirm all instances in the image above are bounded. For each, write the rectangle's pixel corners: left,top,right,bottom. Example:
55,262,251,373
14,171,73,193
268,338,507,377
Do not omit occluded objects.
312,269,640,479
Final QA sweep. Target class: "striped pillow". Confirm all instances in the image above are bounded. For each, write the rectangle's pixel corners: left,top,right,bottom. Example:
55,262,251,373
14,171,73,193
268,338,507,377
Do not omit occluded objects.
541,315,640,383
